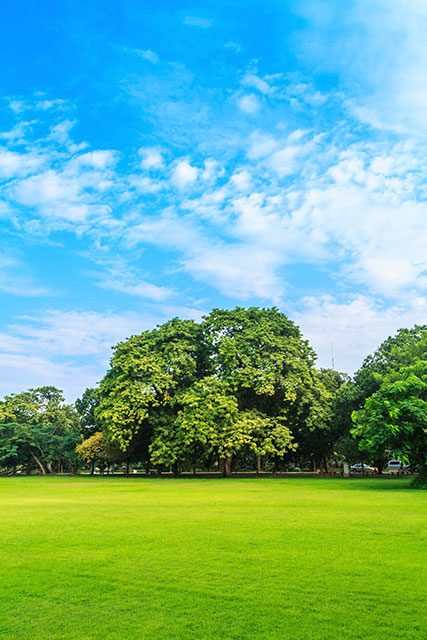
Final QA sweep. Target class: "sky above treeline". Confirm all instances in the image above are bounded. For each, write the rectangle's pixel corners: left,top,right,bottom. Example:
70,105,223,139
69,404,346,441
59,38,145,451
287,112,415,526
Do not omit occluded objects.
1,0,427,400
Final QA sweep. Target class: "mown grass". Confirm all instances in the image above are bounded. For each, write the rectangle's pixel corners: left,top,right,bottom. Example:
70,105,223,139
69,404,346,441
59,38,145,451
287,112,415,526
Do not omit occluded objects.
0,476,425,640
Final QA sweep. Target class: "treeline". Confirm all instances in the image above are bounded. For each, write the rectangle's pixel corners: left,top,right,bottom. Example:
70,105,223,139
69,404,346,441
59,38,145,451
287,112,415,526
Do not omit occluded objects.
0,308,426,481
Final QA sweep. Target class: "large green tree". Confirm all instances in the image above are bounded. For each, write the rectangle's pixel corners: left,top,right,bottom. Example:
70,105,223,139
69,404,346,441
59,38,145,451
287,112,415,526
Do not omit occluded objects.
150,378,244,475
96,318,209,469
203,307,330,471
329,326,427,471
352,361,427,484
97,308,319,474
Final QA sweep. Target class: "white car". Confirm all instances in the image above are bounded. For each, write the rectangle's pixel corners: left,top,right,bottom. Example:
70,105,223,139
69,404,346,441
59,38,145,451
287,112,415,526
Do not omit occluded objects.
350,463,375,473
387,460,403,473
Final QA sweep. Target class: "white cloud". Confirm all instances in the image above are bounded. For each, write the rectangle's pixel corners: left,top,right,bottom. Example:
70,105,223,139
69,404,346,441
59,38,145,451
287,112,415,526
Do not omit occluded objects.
0,307,206,400
125,209,286,300
100,280,172,300
267,145,301,177
184,243,284,301
183,16,213,28
13,170,104,222
36,98,67,111
293,294,427,374
171,159,199,189
201,159,220,183
230,170,253,192
96,270,172,301
294,0,427,135
75,150,117,169
0,353,99,401
135,49,159,63
0,149,43,178
0,309,161,400
237,94,261,114
225,41,241,52
10,310,153,357
0,252,50,297
247,132,278,159
241,73,272,95
129,175,163,193
139,147,164,170
8,99,27,113
0,121,35,143
291,145,427,296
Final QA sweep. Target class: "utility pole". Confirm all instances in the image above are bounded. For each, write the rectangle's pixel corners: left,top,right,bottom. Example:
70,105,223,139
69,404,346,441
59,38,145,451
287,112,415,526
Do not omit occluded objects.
331,342,335,370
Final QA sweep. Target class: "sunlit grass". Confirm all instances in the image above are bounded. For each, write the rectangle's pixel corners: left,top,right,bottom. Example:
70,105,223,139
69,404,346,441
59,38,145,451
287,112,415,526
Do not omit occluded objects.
0,477,425,639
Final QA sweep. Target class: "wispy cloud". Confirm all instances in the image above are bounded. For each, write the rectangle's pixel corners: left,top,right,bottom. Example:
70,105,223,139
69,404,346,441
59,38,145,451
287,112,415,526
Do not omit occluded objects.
225,41,242,52
3,0,427,398
237,94,261,114
0,306,205,399
0,251,51,297
171,159,199,189
3,96,427,304
293,0,427,135
134,49,159,63
93,259,173,301
294,294,427,374
183,16,213,28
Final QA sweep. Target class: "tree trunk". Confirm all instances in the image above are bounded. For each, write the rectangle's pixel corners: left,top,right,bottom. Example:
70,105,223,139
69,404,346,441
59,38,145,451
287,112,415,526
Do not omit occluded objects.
224,456,232,477
46,462,53,474
172,461,180,477
126,460,130,475
374,459,383,474
312,459,317,472
91,460,95,475
218,457,225,474
30,451,46,475
257,455,261,474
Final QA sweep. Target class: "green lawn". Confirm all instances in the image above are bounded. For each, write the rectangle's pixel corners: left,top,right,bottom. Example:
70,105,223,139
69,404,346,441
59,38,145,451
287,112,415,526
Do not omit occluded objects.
0,477,425,640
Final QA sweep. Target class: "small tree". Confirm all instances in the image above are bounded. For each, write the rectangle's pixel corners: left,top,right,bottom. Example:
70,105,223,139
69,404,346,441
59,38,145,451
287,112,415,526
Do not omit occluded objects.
76,432,122,473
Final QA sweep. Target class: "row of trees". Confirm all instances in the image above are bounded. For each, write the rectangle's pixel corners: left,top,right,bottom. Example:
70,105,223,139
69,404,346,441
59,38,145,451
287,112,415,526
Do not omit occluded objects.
0,308,426,482
0,387,80,474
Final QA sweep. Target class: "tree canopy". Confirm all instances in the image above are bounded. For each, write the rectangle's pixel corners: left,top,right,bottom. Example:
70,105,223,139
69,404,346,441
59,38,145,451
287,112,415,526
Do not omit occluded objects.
0,387,80,474
352,361,427,481
96,307,326,475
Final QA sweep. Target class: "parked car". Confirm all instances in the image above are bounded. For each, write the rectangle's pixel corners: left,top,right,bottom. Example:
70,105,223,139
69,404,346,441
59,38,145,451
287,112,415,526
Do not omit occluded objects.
403,463,419,474
387,460,403,473
350,463,375,473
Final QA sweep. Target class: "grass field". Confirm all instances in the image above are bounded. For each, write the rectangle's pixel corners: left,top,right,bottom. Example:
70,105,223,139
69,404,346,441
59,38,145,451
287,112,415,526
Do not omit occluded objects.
0,477,425,640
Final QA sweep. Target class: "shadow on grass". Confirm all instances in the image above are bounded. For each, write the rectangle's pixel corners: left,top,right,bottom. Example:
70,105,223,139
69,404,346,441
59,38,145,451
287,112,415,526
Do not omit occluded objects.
1,474,422,491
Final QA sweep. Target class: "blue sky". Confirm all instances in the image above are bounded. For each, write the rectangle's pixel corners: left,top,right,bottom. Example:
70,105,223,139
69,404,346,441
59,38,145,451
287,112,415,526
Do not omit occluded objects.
1,0,427,399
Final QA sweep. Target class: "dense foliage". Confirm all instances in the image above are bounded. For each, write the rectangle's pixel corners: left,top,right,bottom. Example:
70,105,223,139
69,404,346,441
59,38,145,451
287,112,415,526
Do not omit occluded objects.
95,308,336,474
0,387,80,474
352,361,427,482
0,310,425,480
